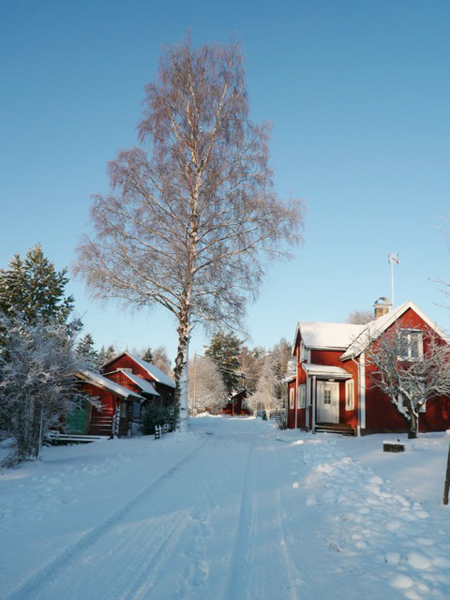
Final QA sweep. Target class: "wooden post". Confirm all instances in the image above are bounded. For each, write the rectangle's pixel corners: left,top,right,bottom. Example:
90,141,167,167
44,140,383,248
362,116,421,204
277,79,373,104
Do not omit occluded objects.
443,442,450,505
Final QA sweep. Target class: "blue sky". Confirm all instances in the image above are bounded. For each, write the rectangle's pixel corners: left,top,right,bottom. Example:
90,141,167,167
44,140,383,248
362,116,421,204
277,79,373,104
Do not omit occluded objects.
1,0,449,363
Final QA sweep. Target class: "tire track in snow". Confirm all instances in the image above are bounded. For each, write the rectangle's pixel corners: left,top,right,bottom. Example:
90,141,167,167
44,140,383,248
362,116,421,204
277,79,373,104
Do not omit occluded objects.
4,437,207,600
224,437,301,600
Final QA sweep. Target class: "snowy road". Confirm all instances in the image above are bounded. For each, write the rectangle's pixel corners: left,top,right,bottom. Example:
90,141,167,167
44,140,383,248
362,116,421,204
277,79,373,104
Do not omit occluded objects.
2,417,450,600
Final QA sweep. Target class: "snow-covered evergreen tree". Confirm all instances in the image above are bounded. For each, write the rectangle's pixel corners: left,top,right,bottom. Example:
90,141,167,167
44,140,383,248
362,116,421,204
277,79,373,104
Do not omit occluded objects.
0,315,93,467
98,344,116,367
76,333,99,369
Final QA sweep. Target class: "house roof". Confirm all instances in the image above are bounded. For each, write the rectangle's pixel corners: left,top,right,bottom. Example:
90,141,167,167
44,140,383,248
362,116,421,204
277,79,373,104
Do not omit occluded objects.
295,322,365,351
302,363,352,379
340,301,450,361
102,351,176,389
119,370,160,397
77,370,144,400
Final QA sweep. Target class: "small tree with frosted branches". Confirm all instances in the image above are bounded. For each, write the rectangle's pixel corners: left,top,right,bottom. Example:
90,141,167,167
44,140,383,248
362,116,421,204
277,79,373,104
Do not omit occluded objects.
367,325,450,439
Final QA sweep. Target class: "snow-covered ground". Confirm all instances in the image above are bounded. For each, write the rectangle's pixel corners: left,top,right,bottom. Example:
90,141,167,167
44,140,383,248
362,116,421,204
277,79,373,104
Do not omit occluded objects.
1,417,449,600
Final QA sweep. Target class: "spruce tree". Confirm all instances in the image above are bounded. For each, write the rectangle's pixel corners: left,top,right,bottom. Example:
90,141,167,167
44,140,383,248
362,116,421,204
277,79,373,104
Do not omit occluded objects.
141,347,153,363
0,244,74,324
76,333,99,369
205,332,243,396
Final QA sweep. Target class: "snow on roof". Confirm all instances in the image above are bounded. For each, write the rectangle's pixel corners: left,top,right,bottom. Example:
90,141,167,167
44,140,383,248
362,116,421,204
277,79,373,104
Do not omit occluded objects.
126,353,176,388
340,301,450,361
302,363,352,378
120,370,160,397
79,371,143,400
102,351,176,388
298,322,365,350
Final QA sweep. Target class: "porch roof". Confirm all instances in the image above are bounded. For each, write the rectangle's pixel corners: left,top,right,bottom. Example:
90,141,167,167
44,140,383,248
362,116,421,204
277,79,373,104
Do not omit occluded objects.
119,370,161,397
78,371,144,400
302,363,352,379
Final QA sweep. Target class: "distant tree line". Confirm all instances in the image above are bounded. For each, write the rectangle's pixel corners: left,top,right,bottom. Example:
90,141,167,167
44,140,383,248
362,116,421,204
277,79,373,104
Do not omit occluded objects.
188,331,291,420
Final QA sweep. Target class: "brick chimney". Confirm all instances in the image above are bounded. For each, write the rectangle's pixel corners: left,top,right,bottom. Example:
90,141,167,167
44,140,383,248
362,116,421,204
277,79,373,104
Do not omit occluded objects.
373,297,392,319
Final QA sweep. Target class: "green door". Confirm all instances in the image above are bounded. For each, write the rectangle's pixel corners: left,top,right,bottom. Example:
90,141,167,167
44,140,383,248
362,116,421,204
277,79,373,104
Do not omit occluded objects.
67,401,89,434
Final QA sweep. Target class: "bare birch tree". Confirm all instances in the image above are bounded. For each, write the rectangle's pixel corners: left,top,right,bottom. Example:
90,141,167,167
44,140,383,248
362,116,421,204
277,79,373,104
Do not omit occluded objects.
367,325,450,438
75,39,303,430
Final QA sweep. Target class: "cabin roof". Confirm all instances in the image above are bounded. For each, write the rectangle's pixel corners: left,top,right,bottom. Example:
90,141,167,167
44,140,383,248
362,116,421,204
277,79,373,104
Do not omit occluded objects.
102,351,176,388
77,370,143,400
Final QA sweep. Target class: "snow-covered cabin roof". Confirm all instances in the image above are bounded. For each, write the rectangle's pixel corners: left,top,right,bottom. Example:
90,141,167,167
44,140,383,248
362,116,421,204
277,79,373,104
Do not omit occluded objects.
302,363,352,379
119,370,160,397
102,351,176,389
295,322,365,351
340,301,450,361
77,371,143,400
126,353,176,388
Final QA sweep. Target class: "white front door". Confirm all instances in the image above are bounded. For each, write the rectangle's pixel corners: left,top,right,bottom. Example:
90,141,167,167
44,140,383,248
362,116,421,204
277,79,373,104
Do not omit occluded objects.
317,381,339,423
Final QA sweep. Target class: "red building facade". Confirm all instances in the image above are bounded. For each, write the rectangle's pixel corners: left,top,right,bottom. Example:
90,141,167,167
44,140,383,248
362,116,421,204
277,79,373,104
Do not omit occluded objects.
287,300,450,435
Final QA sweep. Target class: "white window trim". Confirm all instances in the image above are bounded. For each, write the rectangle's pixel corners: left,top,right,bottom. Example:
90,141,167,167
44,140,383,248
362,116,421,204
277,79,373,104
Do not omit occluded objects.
289,387,295,409
345,379,354,411
398,330,424,361
298,384,306,409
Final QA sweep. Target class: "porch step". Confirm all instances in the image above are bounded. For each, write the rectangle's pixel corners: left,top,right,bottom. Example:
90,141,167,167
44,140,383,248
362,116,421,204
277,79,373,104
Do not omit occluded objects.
315,423,356,436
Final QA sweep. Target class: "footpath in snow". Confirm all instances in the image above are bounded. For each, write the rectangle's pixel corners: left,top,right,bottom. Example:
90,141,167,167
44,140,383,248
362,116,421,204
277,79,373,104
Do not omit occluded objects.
1,416,450,600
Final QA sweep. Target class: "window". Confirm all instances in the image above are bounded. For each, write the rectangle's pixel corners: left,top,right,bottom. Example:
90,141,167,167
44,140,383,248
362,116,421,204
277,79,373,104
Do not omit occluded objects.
323,389,331,405
298,384,306,409
345,380,354,411
289,388,295,409
399,330,423,360
299,342,307,362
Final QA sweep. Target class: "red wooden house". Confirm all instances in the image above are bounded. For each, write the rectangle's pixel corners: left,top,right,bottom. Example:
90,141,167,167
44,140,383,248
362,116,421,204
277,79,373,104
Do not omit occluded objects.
101,351,176,410
287,299,450,435
74,371,143,437
222,388,251,416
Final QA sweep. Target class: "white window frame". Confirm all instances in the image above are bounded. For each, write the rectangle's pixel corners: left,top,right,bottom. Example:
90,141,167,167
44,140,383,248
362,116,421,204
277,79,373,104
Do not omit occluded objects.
398,330,423,360
298,384,306,409
299,342,307,362
289,387,295,409
345,379,354,411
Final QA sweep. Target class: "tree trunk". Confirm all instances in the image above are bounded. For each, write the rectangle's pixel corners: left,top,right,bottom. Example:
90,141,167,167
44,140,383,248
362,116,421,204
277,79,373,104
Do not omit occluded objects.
443,442,450,505
174,311,192,433
407,409,419,439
